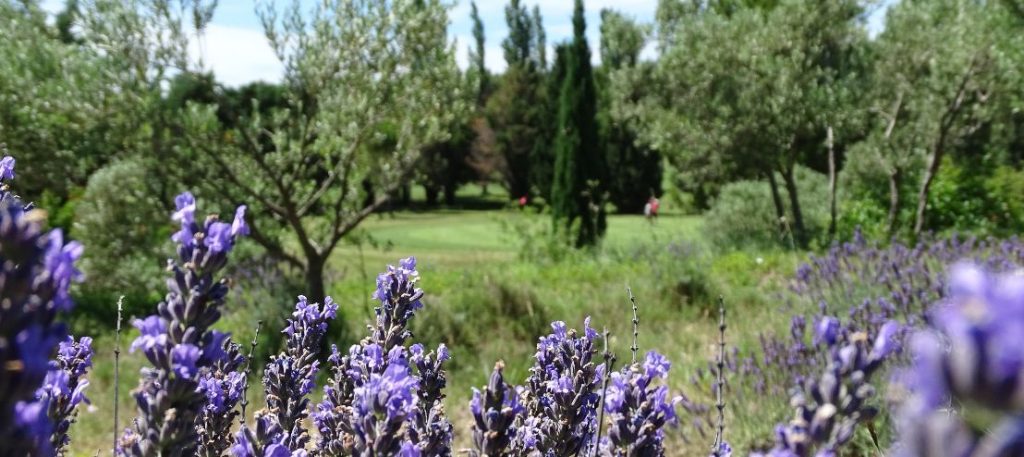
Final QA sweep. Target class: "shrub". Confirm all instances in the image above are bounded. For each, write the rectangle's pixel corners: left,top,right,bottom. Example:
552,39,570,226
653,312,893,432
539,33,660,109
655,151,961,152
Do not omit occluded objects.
73,158,167,319
705,167,830,250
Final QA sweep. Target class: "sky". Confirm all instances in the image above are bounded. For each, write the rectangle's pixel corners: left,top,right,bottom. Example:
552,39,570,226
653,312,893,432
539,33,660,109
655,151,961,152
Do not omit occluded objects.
41,0,894,88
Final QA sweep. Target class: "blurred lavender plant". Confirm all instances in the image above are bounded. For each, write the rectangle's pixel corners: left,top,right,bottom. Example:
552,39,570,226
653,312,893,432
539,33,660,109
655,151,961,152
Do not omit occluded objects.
0,154,84,457
118,191,248,456
42,336,94,456
236,296,336,453
602,350,681,456
752,319,900,457
519,318,603,456
313,257,453,455
730,230,1024,436
892,263,1024,456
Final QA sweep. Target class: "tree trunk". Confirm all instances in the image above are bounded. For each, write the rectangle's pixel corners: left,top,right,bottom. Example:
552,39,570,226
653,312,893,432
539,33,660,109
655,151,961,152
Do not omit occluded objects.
913,144,945,236
781,164,807,247
443,184,456,206
425,185,440,207
887,167,902,238
826,126,838,244
766,171,787,235
304,255,327,304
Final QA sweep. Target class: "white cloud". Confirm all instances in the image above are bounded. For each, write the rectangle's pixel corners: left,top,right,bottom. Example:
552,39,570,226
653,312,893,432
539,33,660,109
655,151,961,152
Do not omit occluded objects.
189,24,284,87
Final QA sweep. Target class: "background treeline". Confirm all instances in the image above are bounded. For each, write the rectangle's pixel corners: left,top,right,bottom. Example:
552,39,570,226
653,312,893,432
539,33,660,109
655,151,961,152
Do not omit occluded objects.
4,0,1024,317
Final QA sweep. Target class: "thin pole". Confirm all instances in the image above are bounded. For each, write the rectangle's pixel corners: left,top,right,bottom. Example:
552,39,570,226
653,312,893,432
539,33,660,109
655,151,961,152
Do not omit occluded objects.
239,320,264,426
712,296,727,455
113,296,123,454
593,328,616,457
627,287,639,364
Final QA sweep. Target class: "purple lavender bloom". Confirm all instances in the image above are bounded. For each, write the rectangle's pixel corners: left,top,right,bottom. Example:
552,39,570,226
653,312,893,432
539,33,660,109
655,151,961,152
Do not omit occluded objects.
196,337,246,457
814,317,840,347
205,221,234,254
232,205,250,237
758,318,899,457
232,412,309,457
120,192,247,457
710,441,732,457
41,336,93,455
893,263,1024,456
521,318,603,456
370,257,425,349
172,344,202,379
604,351,682,455
0,197,83,457
469,361,525,456
407,343,454,455
316,258,452,455
240,296,337,452
0,156,15,180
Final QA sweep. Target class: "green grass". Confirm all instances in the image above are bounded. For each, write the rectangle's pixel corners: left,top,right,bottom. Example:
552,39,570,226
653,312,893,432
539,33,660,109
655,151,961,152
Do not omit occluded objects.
67,205,806,456
333,209,703,271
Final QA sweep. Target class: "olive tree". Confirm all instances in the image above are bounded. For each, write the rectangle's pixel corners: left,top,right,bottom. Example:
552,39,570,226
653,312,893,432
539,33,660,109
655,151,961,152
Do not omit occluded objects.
181,0,466,300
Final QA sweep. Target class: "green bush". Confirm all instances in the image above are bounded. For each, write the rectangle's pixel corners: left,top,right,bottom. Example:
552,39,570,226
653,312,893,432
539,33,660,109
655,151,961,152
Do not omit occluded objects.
705,167,830,250
72,158,168,324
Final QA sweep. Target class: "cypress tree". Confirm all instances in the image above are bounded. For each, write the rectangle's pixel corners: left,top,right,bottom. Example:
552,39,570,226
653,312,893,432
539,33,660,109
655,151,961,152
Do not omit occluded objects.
551,0,606,247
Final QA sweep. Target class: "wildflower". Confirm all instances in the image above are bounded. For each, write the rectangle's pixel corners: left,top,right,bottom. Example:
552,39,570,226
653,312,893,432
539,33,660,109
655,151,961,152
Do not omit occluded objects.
119,192,247,456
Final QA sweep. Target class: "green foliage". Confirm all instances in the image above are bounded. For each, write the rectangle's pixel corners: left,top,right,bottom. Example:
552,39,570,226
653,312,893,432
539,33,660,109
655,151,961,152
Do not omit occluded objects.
488,0,547,199
73,159,167,307
599,9,663,213
551,0,606,247
706,167,830,250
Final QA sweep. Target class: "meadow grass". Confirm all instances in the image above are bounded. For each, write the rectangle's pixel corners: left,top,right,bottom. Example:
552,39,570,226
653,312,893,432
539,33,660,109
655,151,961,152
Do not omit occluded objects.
66,208,804,456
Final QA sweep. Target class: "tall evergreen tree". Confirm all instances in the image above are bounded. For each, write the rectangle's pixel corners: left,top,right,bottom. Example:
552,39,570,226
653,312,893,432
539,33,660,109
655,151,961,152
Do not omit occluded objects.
551,0,606,247
532,5,547,70
487,0,545,199
469,1,489,106
533,44,568,201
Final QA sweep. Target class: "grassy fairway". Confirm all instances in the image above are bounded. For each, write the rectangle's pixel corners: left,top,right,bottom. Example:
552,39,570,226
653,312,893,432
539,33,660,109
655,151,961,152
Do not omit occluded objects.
332,208,704,271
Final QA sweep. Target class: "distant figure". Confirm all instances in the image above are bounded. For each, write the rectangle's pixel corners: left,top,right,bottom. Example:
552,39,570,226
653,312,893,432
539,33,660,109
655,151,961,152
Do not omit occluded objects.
518,195,528,209
644,196,660,224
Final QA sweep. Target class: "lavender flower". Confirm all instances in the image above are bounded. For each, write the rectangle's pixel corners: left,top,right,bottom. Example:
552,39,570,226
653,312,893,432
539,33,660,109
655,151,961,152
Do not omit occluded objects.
198,336,246,457
603,350,681,456
119,191,247,456
754,319,900,457
407,343,453,456
0,154,19,205
315,258,452,455
0,190,83,457
42,336,93,456
520,318,603,456
893,263,1024,456
232,411,309,457
240,296,337,452
468,361,524,456
0,155,15,181
369,257,424,350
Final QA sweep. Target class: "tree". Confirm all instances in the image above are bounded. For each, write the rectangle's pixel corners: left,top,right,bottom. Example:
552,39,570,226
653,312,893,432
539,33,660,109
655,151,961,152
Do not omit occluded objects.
179,0,466,301
598,9,662,213
633,0,868,246
469,1,489,106
487,0,545,199
551,0,606,247
533,43,568,202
